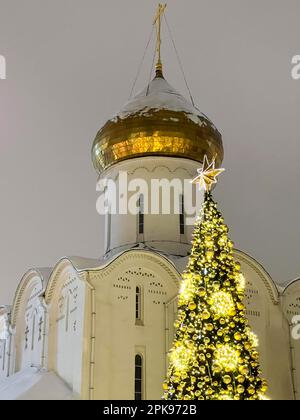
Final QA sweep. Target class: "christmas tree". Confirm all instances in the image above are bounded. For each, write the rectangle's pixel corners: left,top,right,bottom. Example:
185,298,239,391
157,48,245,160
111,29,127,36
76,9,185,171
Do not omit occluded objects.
163,157,268,400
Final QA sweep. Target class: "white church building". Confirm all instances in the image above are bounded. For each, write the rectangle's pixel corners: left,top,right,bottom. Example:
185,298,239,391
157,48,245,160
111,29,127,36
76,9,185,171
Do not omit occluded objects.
1,25,300,400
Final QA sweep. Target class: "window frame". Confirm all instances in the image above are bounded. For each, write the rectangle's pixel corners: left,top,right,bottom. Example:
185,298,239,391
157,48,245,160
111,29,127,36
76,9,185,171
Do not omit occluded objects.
135,286,143,326
138,194,144,235
179,193,185,235
134,354,143,400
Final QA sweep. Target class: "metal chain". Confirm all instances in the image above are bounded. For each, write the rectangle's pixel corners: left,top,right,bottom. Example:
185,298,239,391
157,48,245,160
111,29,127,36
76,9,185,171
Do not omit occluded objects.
129,25,155,100
164,14,196,107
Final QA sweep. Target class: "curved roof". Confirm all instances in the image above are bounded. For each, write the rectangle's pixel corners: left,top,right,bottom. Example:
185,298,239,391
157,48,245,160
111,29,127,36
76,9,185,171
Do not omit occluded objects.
92,75,223,173
234,249,279,304
282,277,300,294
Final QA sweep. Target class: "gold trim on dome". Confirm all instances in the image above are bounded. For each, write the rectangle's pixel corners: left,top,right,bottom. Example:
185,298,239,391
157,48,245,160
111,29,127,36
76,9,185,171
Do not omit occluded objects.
92,109,223,173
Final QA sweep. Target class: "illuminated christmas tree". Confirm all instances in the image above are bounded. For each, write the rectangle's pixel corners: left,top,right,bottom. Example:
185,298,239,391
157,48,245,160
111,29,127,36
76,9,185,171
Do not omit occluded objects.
163,157,268,400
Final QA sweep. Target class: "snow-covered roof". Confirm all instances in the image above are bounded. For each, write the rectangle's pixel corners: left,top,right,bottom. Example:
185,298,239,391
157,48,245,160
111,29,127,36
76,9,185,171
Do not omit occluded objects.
111,76,215,128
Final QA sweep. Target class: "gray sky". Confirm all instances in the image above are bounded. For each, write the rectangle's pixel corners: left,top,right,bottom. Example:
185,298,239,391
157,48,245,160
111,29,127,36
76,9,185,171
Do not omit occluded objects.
0,0,300,304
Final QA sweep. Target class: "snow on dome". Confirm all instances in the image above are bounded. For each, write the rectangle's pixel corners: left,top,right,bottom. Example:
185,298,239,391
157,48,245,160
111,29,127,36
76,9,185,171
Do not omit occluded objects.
111,77,214,128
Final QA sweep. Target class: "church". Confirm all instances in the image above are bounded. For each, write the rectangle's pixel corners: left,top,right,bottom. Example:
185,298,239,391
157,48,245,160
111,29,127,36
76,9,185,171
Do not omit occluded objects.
0,6,300,401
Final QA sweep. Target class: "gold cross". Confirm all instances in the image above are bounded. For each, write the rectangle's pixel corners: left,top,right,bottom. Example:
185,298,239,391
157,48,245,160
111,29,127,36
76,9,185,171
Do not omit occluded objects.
153,3,167,74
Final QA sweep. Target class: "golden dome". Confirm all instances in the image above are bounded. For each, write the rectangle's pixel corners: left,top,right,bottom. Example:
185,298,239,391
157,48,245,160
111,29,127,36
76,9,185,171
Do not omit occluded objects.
92,74,223,173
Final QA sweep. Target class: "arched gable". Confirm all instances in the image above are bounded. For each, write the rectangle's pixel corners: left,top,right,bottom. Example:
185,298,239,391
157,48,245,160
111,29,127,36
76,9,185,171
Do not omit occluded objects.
282,278,300,399
45,259,75,306
11,269,49,328
10,268,50,373
234,249,279,305
89,249,181,290
45,258,86,396
282,278,300,319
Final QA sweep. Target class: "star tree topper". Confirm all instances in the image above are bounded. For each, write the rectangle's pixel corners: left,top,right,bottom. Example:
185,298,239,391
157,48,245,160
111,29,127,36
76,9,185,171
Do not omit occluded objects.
192,155,225,192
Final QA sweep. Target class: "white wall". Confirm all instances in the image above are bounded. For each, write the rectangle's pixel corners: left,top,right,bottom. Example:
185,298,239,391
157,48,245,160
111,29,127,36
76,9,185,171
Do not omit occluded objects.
46,262,86,396
0,312,10,379
87,251,180,400
99,157,203,256
12,273,45,373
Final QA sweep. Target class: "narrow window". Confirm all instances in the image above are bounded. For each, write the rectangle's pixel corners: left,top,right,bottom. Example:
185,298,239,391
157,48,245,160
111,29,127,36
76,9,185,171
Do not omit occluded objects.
135,354,143,400
106,210,111,252
138,195,144,235
104,187,111,252
1,341,6,371
179,194,185,235
66,295,70,333
31,315,36,351
136,286,142,322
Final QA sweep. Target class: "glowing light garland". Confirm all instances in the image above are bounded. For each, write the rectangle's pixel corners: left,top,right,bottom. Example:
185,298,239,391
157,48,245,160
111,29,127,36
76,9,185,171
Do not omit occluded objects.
210,291,235,317
214,345,239,371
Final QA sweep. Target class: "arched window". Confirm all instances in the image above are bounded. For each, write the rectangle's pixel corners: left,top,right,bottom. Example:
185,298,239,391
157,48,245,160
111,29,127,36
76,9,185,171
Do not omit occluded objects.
65,294,70,333
138,195,144,235
136,286,142,323
105,187,111,252
135,354,143,400
31,314,36,351
179,194,185,235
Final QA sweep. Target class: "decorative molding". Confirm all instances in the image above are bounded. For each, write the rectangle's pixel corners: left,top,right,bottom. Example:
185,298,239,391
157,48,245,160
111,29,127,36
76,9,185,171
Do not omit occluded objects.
283,277,300,294
234,250,279,305
100,163,197,183
44,260,73,305
87,250,181,290
11,270,44,328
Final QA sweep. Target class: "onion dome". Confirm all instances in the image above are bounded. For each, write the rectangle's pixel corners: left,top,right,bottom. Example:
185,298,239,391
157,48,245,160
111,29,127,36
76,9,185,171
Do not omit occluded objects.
92,72,223,174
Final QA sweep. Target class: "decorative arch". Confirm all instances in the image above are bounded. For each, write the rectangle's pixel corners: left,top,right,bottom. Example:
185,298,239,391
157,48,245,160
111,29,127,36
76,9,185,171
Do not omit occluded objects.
45,258,86,395
282,277,300,320
44,259,74,306
11,269,46,328
88,249,181,290
283,277,300,297
99,156,198,182
10,269,49,373
282,278,300,400
234,249,279,305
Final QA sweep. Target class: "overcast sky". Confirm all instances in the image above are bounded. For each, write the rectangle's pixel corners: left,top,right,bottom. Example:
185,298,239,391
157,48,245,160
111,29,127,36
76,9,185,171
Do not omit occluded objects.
0,0,300,304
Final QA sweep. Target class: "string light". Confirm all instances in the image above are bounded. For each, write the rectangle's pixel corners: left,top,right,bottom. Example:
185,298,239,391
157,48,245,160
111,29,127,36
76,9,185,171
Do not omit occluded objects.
210,291,235,317
236,273,246,292
214,345,239,371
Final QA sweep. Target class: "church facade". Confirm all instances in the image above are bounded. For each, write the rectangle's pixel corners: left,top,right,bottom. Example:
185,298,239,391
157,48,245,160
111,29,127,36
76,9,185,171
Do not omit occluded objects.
1,34,300,401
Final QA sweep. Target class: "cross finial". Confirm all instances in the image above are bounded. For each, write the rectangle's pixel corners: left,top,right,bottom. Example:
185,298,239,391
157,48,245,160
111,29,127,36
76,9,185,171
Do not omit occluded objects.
153,3,167,77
